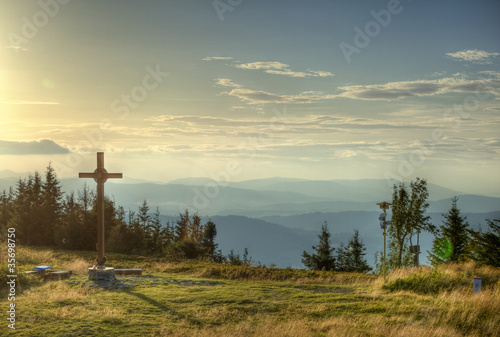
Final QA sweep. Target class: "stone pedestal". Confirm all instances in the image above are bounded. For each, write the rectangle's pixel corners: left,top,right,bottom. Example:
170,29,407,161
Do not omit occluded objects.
88,267,115,281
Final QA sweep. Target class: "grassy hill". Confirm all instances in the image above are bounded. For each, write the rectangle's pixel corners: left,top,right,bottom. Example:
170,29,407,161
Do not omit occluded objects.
2,246,499,336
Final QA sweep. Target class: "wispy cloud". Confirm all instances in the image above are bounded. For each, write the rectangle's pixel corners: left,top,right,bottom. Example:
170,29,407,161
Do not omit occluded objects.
236,62,288,70
226,88,336,104
203,56,234,61
337,76,500,101
0,99,59,105
215,78,242,88
215,79,336,104
236,61,334,78
446,49,500,64
6,45,28,52
0,139,70,155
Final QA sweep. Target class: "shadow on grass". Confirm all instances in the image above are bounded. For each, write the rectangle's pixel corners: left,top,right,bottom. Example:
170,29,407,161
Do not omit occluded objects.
124,290,202,325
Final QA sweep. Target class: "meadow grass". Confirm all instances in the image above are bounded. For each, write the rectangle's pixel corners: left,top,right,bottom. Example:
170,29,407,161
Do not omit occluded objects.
2,246,499,336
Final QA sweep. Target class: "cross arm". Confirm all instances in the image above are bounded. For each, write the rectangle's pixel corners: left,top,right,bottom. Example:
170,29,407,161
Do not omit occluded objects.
79,173,97,178
105,173,123,179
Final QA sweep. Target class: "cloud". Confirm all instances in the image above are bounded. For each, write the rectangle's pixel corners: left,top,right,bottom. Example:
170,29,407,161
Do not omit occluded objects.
215,78,242,88
203,56,233,61
236,62,288,70
215,78,336,104
337,76,500,101
446,49,500,64
6,45,28,52
0,139,70,155
0,99,59,105
226,88,336,104
236,61,334,78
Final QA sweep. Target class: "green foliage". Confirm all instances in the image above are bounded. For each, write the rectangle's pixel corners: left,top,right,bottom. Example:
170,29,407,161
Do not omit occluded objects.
169,210,221,261
470,219,500,267
226,248,252,266
429,197,471,266
388,178,432,269
302,222,336,271
0,167,226,263
336,230,372,273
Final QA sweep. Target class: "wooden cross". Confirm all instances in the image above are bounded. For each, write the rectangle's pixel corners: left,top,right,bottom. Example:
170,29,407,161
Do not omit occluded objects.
79,152,122,266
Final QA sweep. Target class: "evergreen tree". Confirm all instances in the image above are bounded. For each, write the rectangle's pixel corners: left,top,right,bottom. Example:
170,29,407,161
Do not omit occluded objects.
127,207,147,255
336,242,349,272
0,188,14,232
41,164,64,245
226,249,251,266
189,214,203,243
201,220,218,259
302,222,336,271
107,205,133,254
429,197,470,265
175,210,190,241
77,182,95,249
13,173,43,245
57,192,81,248
336,230,372,273
470,219,500,267
138,200,151,232
149,207,163,256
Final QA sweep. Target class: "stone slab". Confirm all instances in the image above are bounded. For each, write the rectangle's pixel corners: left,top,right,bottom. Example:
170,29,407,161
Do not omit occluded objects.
88,267,115,281
114,268,142,275
45,270,72,281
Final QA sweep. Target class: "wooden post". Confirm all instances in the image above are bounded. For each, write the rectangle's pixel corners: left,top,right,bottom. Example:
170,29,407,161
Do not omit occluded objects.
79,152,122,266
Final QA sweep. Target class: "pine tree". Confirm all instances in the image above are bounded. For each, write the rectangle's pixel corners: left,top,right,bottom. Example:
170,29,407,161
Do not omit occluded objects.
77,182,95,249
41,164,64,245
150,207,163,256
13,173,43,245
175,210,190,241
0,188,14,232
335,242,349,272
337,230,372,273
302,222,336,271
429,197,470,265
189,214,203,243
57,192,81,248
470,219,500,267
138,200,151,232
201,220,218,259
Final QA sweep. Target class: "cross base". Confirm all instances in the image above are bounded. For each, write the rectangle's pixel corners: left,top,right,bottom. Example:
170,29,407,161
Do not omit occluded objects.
88,267,115,281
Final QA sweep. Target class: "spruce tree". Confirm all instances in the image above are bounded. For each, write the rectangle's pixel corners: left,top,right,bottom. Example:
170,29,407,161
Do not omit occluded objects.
470,219,500,267
337,230,372,273
302,222,336,271
429,197,470,265
201,220,218,259
41,164,63,245
175,210,190,241
0,188,14,232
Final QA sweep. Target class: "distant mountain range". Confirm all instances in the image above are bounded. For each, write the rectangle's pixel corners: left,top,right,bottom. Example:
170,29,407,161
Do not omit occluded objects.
1,173,499,268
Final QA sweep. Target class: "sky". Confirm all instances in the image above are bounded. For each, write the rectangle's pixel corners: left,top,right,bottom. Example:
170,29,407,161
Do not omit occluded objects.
1,0,500,196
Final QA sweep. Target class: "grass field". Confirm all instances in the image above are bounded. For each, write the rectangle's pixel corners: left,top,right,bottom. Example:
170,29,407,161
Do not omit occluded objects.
2,246,499,336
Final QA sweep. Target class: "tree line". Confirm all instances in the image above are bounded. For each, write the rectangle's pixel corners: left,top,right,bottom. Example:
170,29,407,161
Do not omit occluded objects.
302,178,500,273
2,168,497,272
0,165,225,263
